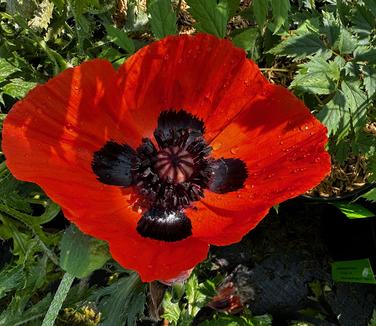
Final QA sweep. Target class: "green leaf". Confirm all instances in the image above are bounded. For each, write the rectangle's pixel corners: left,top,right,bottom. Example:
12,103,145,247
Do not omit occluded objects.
369,309,376,326
0,264,24,300
29,0,54,30
2,78,36,99
336,28,357,54
364,0,376,14
199,313,272,326
59,225,110,278
341,79,368,133
361,188,376,203
91,272,146,326
227,0,240,18
186,274,207,317
332,202,375,219
105,24,135,53
363,66,376,98
148,0,177,39
162,290,181,324
41,272,75,326
187,0,228,38
352,4,374,41
232,27,260,60
252,0,269,28
354,46,376,64
0,58,19,83
269,31,327,60
290,57,340,95
316,91,350,138
270,0,290,33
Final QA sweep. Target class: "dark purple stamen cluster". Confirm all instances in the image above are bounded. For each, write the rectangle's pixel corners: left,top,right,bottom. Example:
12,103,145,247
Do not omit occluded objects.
92,110,247,242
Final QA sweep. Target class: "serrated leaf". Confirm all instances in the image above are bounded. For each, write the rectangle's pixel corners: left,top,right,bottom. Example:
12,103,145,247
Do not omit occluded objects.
336,28,357,54
361,188,376,203
29,0,54,30
316,91,350,139
269,31,327,60
162,290,181,324
352,4,374,42
270,0,290,33
332,202,375,219
0,58,19,83
187,0,228,38
105,24,135,53
59,225,110,278
363,66,376,98
2,78,36,99
148,0,177,39
290,57,340,95
322,11,340,46
70,0,99,16
0,264,24,300
252,0,268,28
354,46,376,64
91,272,146,326
341,79,368,133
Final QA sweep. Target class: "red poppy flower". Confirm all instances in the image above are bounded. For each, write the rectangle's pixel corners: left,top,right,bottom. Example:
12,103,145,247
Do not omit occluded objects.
2,34,330,282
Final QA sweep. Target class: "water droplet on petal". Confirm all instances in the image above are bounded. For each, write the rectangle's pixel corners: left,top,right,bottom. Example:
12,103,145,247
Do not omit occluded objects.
230,147,239,155
212,142,222,151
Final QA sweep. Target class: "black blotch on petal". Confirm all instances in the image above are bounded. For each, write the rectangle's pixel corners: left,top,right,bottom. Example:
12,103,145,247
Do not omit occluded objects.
154,110,204,147
209,158,248,194
136,209,192,242
92,141,138,187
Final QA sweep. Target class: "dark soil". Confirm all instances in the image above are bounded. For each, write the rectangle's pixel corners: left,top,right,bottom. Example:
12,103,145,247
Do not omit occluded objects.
209,199,376,326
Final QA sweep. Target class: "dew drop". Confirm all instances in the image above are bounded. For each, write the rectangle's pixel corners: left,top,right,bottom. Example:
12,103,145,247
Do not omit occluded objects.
314,157,321,163
279,141,284,145
212,141,222,151
230,147,239,155
244,80,250,87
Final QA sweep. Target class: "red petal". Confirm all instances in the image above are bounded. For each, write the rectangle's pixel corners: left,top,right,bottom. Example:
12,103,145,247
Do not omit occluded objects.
187,84,330,245
2,59,209,281
117,33,268,141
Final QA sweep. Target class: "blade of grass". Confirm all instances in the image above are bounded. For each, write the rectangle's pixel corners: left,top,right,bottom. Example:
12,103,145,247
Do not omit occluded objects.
41,272,75,326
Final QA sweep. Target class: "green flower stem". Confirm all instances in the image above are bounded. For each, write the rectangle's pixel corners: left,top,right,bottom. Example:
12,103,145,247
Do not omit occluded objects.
41,272,75,326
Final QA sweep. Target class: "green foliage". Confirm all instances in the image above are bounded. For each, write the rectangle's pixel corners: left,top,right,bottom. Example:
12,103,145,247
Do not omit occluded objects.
41,272,75,326
59,225,110,278
232,27,261,60
186,0,229,38
162,273,218,325
269,1,376,177
270,0,290,33
252,0,268,29
105,24,135,53
290,56,340,95
148,0,177,39
360,188,376,203
89,271,146,325
199,312,272,326
332,202,375,219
